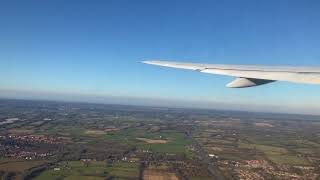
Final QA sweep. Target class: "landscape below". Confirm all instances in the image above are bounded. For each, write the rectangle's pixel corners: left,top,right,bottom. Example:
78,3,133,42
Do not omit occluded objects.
0,99,319,179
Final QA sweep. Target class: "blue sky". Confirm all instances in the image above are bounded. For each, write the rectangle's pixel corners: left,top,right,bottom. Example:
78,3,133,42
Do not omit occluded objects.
1,0,320,114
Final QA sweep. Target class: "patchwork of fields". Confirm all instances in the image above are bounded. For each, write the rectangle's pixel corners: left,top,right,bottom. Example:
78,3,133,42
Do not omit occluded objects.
0,99,320,179
35,161,139,180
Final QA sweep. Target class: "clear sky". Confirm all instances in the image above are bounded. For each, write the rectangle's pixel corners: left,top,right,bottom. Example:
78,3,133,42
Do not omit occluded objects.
1,0,320,114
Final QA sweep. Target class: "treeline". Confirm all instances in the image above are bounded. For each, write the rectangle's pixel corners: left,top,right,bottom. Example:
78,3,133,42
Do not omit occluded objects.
23,162,56,180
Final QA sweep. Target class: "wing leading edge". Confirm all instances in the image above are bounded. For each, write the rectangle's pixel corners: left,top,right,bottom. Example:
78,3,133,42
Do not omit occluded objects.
142,60,320,88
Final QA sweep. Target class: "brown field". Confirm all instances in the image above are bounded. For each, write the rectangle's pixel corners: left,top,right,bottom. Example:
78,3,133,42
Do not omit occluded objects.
211,147,223,152
0,160,48,172
104,128,119,132
136,138,167,144
85,129,106,135
255,123,274,128
144,169,178,180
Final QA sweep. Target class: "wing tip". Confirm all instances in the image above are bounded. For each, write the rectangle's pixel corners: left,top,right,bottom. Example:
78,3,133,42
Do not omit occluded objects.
142,60,168,66
142,60,157,65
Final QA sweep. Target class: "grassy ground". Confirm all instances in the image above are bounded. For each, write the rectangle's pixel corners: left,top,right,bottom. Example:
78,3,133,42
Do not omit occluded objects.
239,142,310,165
34,161,139,180
105,129,191,155
34,125,192,155
137,132,190,154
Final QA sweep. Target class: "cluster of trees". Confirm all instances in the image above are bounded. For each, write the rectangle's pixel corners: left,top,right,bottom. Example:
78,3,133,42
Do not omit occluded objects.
0,171,16,180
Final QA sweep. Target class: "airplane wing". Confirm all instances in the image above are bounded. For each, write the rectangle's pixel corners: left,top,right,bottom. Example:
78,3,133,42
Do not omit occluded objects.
142,60,320,88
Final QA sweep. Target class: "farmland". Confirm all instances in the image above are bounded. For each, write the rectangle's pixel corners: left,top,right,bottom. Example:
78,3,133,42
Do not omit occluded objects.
35,161,139,180
0,99,319,179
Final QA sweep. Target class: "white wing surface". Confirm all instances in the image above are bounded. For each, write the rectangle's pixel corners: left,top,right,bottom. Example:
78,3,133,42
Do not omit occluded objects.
143,60,320,88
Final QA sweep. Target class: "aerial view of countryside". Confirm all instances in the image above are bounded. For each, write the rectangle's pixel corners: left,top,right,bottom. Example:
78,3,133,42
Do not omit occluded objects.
0,99,319,179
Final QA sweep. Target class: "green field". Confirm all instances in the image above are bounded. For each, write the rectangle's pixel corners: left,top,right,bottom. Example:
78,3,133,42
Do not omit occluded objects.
40,126,86,137
105,129,191,154
34,161,139,180
239,142,310,165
